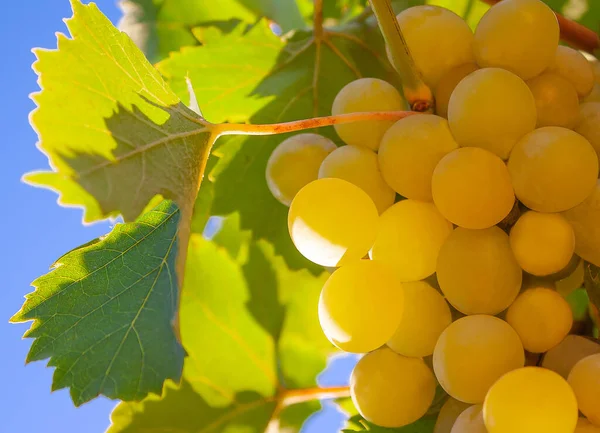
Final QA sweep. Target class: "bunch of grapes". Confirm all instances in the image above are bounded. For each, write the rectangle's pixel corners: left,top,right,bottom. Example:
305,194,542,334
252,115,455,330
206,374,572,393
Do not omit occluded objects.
265,0,600,431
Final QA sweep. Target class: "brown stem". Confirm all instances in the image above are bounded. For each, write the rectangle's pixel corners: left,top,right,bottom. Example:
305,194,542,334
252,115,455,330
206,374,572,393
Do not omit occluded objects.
313,0,324,39
281,385,351,406
480,0,599,54
214,111,417,137
312,0,324,116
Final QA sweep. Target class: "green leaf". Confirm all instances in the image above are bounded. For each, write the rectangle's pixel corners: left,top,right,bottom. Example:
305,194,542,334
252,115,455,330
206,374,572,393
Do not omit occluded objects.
27,0,211,224
343,415,436,433
11,200,185,406
108,215,333,432
584,262,600,312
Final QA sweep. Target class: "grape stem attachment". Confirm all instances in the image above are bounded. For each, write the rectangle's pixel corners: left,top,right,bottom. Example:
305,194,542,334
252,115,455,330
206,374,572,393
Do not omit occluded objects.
369,0,434,112
213,111,417,137
480,0,600,54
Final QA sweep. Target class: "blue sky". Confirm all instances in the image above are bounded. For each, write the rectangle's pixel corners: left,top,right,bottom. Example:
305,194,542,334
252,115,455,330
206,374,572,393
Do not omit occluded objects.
1,1,354,431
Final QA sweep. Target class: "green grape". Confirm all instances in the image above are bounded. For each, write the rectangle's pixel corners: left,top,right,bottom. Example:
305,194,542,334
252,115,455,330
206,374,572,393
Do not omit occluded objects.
434,398,472,433
509,211,575,276
378,114,459,201
576,418,600,433
483,367,578,433
435,63,478,118
563,180,600,267
575,102,600,168
506,288,573,354
266,133,336,206
448,68,536,159
351,347,436,427
432,147,515,229
318,145,395,214
387,280,452,357
550,46,595,97
527,72,579,129
332,78,406,151
450,405,487,433
555,259,584,297
433,315,524,403
508,127,599,213
396,5,475,89
436,227,522,315
542,335,600,379
318,260,404,353
370,200,453,282
474,0,559,80
568,354,600,425
288,178,378,267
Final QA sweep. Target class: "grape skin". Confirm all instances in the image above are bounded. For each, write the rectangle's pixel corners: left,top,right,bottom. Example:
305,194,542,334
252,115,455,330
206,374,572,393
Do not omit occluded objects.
448,68,536,159
437,227,522,315
542,335,600,379
550,46,595,97
435,63,478,118
318,145,395,214
332,78,406,151
527,72,579,129
483,367,578,433
568,354,600,426
506,288,573,353
378,114,459,201
288,178,378,267
555,259,585,298
351,347,436,427
396,5,475,89
266,133,336,206
474,0,559,80
450,405,487,433
370,199,453,282
433,315,524,404
386,280,452,357
432,147,515,229
575,102,600,168
562,180,600,267
508,126,599,213
509,211,575,276
434,398,472,433
575,418,600,433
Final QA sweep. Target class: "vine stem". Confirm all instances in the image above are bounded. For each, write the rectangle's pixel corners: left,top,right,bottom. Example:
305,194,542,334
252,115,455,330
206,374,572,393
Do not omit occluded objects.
281,385,351,406
213,111,417,137
369,0,434,112
480,0,599,54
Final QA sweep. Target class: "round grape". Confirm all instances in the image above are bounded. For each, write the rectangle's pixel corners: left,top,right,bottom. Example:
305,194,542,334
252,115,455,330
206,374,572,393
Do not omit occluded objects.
288,178,378,267
550,46,595,97
555,259,585,298
563,180,600,267
435,63,478,118
542,335,600,379
568,354,600,425
527,72,579,128
575,102,600,168
378,114,459,201
450,405,487,433
434,398,471,433
575,418,600,433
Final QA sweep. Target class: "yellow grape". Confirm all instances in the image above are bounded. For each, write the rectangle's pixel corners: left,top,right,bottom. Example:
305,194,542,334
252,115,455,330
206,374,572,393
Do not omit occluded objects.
288,178,378,267
584,83,600,103
332,78,406,151
432,147,515,229
437,227,521,315
509,211,575,276
434,398,472,433
556,259,584,297
351,347,436,427
550,46,595,97
450,405,487,433
563,180,600,267
266,133,336,206
575,102,600,168
318,260,404,353
448,68,536,159
378,114,459,201
435,63,478,118
483,367,578,433
527,72,579,128
508,127,599,213
387,280,452,357
568,354,600,425
576,418,600,433
474,0,559,80
370,200,453,281
433,315,524,404
506,288,573,353
318,145,395,214
542,335,600,379
396,5,474,89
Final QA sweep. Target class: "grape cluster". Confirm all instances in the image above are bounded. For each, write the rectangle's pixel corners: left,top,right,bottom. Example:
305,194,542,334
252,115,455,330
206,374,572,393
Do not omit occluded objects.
265,0,600,431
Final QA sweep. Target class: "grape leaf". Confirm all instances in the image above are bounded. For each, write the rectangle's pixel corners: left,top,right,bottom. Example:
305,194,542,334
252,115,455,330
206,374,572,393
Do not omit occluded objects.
119,0,306,61
107,215,333,432
343,415,436,433
10,200,185,406
584,262,600,312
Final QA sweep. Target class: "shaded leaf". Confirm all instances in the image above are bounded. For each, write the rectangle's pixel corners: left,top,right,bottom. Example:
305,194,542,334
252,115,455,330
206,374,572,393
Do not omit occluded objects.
344,415,436,433
11,200,185,406
584,262,600,312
